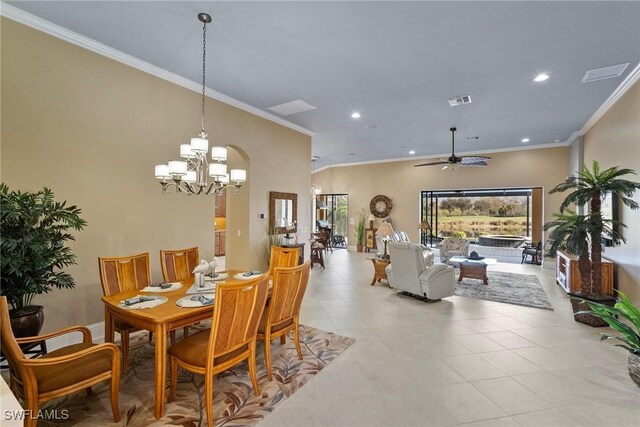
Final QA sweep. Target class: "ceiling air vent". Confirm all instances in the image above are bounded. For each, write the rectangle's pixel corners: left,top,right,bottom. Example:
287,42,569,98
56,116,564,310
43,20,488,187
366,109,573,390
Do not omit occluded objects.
582,63,629,83
448,95,472,106
267,99,316,116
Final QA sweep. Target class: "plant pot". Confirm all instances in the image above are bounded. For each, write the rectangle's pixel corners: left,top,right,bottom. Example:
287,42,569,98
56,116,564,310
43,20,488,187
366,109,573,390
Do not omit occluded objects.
9,305,44,338
356,245,363,252
568,293,615,327
629,353,640,388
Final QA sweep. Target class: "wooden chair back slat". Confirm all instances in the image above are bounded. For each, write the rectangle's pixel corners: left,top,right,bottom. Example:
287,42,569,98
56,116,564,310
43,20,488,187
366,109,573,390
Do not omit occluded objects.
160,247,200,282
269,262,311,327
209,276,269,359
98,253,151,296
268,246,300,277
0,297,27,379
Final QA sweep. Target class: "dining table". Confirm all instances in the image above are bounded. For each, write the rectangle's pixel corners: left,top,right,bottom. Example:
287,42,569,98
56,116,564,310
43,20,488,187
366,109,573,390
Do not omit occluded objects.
102,269,256,419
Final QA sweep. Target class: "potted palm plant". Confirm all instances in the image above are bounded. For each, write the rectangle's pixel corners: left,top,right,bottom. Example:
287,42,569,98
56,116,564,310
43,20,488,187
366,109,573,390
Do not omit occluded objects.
584,291,640,387
354,210,365,252
544,210,621,326
548,161,639,326
0,184,87,337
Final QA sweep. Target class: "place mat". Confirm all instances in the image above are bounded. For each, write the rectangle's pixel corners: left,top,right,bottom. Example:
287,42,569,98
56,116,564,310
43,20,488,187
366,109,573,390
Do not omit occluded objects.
186,282,220,294
119,296,167,310
141,282,182,293
176,295,215,308
233,271,262,280
205,272,228,281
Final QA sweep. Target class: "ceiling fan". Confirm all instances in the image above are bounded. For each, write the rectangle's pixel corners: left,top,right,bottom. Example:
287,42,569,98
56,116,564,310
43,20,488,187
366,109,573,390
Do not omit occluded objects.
414,127,491,170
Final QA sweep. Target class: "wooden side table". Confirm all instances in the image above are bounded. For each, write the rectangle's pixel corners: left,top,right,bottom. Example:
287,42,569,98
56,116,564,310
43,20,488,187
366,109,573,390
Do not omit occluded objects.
458,262,489,285
370,258,390,286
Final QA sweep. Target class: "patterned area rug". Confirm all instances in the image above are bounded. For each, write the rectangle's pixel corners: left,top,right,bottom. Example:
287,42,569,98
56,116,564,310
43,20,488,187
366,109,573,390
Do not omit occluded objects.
38,325,354,426
454,271,553,310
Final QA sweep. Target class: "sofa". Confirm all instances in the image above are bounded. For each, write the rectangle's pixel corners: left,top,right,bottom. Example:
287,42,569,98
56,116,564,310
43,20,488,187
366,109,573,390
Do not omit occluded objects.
438,237,470,264
385,242,455,301
376,231,434,266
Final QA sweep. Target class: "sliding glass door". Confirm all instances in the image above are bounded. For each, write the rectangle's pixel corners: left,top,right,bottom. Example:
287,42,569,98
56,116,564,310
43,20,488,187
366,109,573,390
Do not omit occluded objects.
420,188,538,247
315,194,348,245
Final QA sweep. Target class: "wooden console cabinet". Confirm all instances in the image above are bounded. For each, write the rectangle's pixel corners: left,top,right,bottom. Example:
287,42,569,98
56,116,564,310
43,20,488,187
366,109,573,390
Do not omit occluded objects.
555,250,614,295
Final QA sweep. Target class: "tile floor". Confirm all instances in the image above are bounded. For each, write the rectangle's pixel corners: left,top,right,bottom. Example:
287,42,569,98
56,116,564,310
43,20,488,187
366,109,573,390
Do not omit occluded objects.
260,249,640,427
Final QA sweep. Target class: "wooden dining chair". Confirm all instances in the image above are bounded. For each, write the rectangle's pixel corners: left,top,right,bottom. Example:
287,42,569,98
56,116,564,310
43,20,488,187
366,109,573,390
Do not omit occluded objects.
268,246,300,278
167,274,270,427
98,252,166,371
257,261,311,380
160,246,200,284
0,297,121,427
160,247,201,339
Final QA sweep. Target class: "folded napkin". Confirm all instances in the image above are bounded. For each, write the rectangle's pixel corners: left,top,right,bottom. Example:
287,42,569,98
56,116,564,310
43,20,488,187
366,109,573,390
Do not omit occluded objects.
178,295,214,307
142,282,182,292
234,271,262,280
120,295,165,309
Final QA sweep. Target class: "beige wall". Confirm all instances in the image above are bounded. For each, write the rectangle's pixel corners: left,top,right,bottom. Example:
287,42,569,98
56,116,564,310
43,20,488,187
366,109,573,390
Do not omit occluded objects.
583,81,640,303
312,147,569,250
1,18,311,331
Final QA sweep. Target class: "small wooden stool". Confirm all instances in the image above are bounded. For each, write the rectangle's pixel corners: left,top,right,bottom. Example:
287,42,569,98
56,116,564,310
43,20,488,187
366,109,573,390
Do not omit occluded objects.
310,242,325,269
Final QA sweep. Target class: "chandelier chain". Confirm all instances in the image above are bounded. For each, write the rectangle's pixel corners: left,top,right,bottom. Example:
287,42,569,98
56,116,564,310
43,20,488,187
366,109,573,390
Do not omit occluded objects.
200,17,208,136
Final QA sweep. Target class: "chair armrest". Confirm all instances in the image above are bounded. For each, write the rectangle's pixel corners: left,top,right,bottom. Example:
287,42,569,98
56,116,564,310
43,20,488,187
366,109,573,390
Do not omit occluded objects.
16,325,92,345
22,342,120,368
419,264,451,281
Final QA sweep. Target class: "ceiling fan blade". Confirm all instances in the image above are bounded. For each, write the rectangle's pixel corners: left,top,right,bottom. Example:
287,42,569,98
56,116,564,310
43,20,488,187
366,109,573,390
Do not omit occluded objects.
462,161,488,167
414,160,450,167
460,155,491,163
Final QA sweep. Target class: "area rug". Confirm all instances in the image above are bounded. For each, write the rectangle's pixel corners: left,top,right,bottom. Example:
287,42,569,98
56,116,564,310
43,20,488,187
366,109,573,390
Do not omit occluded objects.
454,271,553,310
38,325,354,426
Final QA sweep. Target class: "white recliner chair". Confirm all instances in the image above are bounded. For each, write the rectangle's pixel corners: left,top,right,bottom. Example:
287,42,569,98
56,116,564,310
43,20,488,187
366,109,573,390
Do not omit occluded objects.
385,242,456,301
376,231,434,266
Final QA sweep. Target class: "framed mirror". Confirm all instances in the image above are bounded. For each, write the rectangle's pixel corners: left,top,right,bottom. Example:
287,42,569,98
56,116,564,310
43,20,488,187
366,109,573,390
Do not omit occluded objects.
269,191,298,234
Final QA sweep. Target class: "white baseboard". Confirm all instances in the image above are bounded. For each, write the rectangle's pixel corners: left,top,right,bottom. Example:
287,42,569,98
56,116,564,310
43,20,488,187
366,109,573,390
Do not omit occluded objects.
46,321,105,351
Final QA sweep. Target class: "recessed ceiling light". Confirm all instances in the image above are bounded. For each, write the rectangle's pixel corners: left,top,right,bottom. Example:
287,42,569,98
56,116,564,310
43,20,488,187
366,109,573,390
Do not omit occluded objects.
348,153,355,156
351,112,361,119
409,150,416,155
368,125,378,129
554,139,561,143
534,73,549,82
521,138,530,143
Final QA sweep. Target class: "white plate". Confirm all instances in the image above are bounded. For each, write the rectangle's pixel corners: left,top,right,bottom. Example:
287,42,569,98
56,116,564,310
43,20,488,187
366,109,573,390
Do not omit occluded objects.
233,272,262,280
141,282,183,293
205,272,228,281
176,295,215,308
119,296,168,310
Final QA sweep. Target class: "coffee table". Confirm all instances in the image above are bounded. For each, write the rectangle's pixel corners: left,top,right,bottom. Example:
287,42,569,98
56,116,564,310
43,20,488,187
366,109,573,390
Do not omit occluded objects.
448,256,497,285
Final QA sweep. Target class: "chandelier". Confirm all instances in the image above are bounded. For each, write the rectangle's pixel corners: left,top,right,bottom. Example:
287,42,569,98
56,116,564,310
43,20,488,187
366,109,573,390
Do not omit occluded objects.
154,13,246,195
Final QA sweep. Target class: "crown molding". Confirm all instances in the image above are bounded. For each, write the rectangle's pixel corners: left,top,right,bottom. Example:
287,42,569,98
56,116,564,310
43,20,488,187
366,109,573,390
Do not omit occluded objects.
580,62,640,135
312,142,570,174
0,3,314,137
